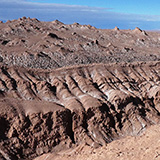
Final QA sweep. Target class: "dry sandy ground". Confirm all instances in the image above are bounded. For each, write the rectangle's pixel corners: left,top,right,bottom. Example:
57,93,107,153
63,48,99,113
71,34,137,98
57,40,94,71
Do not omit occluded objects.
35,124,160,160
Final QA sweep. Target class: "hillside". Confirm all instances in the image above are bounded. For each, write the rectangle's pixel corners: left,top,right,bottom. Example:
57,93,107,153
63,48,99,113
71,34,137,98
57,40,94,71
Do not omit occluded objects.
0,18,160,159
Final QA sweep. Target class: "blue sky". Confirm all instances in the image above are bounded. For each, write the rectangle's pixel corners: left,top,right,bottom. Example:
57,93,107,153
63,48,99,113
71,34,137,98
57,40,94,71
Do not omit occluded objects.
26,0,160,15
1,0,160,30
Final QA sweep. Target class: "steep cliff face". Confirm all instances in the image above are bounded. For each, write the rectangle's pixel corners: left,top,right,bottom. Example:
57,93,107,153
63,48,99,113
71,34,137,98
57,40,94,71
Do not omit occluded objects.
0,62,160,159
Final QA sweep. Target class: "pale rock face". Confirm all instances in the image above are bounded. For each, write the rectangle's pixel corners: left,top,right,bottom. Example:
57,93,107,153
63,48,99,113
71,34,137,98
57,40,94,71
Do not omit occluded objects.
113,26,119,31
133,27,142,33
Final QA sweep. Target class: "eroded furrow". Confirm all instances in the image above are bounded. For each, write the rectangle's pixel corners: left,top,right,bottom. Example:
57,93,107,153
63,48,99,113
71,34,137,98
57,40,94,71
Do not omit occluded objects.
0,62,160,159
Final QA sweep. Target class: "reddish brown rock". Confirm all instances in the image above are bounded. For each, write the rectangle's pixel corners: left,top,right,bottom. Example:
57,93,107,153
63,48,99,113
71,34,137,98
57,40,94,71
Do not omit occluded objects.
0,18,160,69
0,18,160,160
0,62,159,159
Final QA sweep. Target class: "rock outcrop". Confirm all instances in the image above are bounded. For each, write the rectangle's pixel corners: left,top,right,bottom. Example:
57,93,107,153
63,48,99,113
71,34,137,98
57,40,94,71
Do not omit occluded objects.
0,18,160,159
35,124,160,160
0,18,160,69
0,62,159,159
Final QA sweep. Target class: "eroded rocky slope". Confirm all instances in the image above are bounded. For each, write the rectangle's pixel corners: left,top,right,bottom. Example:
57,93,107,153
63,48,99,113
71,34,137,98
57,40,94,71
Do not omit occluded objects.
0,62,160,159
34,124,160,160
0,17,160,69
